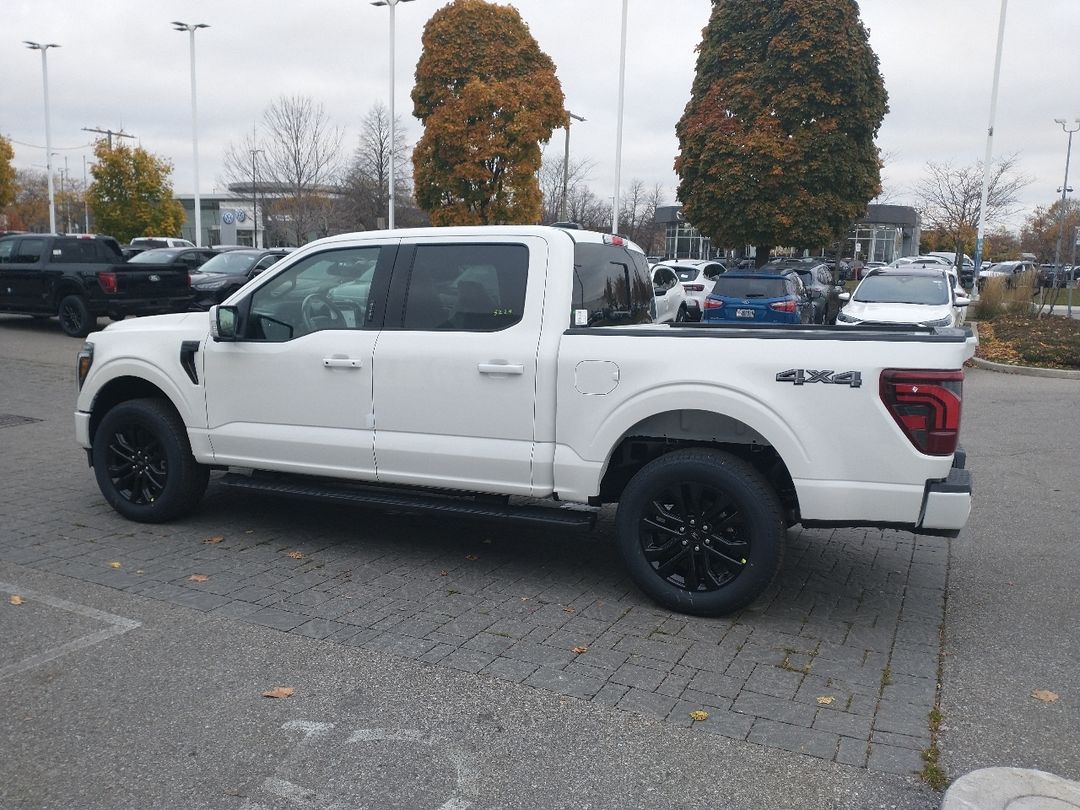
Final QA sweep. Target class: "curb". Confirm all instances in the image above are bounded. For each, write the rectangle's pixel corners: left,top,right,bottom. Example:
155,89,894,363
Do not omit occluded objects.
966,322,1080,380
941,767,1080,809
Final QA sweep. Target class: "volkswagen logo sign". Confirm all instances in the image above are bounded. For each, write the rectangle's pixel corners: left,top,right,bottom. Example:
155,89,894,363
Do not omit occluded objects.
222,211,235,225
236,210,247,223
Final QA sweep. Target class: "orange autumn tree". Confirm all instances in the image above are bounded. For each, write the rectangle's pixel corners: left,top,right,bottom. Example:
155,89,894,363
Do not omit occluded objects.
676,0,888,265
87,140,186,244
411,0,565,225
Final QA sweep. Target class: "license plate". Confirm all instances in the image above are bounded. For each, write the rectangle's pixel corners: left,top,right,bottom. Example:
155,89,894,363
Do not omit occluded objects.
736,308,755,318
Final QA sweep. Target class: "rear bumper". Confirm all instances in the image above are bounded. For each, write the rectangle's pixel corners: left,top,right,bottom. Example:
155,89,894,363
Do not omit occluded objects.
916,452,972,537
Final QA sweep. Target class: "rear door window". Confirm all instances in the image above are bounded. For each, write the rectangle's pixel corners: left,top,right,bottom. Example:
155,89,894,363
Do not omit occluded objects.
14,238,46,264
401,243,528,331
572,242,653,327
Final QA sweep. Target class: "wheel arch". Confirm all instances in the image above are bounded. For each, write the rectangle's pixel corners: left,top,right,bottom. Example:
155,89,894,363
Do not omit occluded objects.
594,405,805,522
87,369,192,445
53,280,87,308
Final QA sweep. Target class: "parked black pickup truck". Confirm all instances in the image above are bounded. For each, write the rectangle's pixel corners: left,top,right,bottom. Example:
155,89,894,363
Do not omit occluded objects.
0,234,193,337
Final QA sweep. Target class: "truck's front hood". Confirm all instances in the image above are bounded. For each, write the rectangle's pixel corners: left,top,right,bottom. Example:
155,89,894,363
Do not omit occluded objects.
102,312,208,334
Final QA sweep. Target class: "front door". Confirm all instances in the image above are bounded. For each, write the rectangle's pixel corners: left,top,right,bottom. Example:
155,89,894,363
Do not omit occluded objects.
1,237,48,311
202,242,392,478
371,238,543,495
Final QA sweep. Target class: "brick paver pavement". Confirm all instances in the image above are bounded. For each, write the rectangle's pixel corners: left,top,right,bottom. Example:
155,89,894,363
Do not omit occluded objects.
0,355,944,776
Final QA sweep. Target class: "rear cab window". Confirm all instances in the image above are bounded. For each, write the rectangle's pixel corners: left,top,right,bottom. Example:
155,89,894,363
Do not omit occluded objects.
571,242,653,327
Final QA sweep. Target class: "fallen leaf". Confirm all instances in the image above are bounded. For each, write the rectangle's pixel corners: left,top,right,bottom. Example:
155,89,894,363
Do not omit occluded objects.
262,687,295,699
562,607,576,614
817,696,835,706
1032,689,1059,703
689,710,709,722
465,554,479,561
205,535,224,545
287,550,304,559
571,646,588,654
439,571,449,577
9,595,24,606
188,574,209,583
109,561,121,569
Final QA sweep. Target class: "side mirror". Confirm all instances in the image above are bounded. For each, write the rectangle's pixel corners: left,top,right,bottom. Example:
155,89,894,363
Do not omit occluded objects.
838,292,851,301
210,304,239,341
955,297,971,307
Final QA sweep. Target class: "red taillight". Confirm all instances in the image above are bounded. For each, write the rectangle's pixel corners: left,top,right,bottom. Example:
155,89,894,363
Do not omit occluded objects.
97,271,118,294
769,300,797,313
703,298,724,309
683,284,705,292
186,271,192,288
880,370,963,456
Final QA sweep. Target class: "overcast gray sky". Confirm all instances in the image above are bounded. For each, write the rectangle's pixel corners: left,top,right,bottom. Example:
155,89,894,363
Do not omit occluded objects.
5,0,1079,232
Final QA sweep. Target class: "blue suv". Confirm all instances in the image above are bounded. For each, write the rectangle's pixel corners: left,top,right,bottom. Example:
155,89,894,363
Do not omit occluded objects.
702,271,813,324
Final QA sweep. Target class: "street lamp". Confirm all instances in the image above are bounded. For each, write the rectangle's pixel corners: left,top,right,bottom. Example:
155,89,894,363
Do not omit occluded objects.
1051,118,1080,293
249,148,264,248
973,0,1008,278
612,0,629,235
560,111,586,222
371,0,415,231
172,21,210,246
24,41,60,234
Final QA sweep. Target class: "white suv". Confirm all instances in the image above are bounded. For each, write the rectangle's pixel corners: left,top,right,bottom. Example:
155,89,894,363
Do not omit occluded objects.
129,237,196,249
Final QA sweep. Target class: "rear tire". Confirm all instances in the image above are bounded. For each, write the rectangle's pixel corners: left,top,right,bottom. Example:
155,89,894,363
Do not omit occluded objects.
615,449,785,616
58,294,93,338
92,398,209,523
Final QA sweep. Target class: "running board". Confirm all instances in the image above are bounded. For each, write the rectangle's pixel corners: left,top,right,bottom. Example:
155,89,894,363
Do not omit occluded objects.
219,473,598,530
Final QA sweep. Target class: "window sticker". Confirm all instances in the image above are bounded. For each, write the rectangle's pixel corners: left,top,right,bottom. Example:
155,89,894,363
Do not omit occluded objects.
574,309,588,326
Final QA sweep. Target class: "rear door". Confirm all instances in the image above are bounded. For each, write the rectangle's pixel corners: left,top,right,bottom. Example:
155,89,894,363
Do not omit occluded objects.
370,237,541,495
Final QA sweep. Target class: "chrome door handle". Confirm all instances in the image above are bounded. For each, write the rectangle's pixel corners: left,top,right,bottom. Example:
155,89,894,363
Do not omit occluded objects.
323,357,363,368
478,362,524,375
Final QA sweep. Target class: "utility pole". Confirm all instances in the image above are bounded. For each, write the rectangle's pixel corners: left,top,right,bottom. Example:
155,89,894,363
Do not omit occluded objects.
250,148,264,249
81,126,136,150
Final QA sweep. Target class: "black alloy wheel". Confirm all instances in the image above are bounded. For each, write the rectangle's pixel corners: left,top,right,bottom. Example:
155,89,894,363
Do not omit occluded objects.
92,398,209,522
616,449,785,616
58,294,92,337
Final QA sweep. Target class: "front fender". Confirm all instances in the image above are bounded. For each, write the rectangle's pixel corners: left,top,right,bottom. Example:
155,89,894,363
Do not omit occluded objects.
79,356,206,432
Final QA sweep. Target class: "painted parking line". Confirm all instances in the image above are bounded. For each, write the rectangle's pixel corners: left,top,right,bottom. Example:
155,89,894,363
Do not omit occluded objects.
0,581,141,679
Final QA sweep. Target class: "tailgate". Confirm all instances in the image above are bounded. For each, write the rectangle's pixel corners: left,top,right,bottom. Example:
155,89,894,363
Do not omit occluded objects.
110,264,190,298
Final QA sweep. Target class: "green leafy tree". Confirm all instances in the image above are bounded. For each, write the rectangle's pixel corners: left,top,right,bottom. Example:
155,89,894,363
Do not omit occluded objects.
87,141,185,243
411,0,565,225
0,136,16,215
676,0,888,265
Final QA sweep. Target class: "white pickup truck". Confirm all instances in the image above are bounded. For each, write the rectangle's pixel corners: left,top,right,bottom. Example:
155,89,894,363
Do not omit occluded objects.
74,226,974,616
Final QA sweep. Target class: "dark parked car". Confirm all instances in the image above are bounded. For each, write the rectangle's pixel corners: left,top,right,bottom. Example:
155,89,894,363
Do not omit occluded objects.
702,270,813,324
188,248,293,309
768,261,844,324
125,246,230,272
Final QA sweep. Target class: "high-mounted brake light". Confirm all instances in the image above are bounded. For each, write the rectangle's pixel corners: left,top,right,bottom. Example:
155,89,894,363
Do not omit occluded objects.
603,234,626,247
769,300,797,313
880,369,963,456
97,271,118,294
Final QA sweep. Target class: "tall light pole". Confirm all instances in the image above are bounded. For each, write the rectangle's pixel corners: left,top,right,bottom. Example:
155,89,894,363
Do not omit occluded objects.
612,0,629,235
371,0,415,231
561,111,586,222
250,148,264,248
82,154,90,233
24,41,60,234
1051,118,1079,289
172,22,210,246
974,0,1008,279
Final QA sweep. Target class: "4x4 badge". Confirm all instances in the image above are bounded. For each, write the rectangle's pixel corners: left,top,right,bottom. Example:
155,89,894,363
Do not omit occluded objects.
776,369,862,388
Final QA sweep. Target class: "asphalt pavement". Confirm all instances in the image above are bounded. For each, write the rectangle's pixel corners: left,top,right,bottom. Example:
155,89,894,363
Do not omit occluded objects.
0,313,1077,809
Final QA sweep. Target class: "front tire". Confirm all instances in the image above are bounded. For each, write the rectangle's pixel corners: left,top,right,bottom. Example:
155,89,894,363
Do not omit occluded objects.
58,294,93,337
92,398,209,522
615,449,785,616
